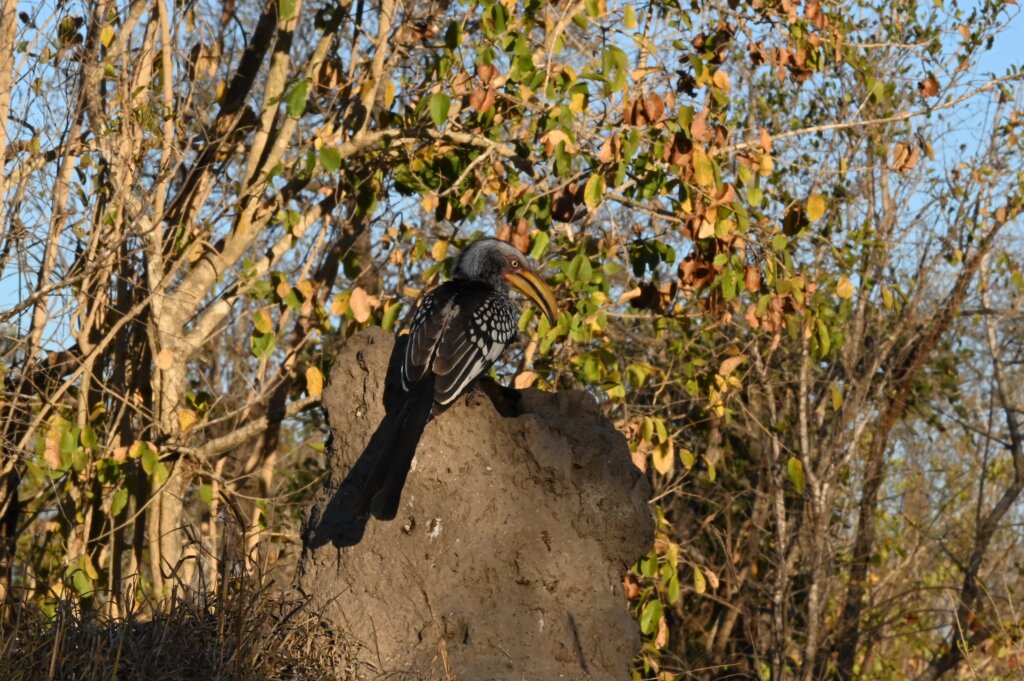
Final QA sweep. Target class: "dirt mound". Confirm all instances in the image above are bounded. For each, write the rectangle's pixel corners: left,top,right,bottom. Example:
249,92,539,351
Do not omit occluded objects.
296,327,653,680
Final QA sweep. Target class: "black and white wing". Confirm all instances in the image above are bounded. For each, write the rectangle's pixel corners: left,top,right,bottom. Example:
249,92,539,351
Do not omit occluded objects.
401,282,519,405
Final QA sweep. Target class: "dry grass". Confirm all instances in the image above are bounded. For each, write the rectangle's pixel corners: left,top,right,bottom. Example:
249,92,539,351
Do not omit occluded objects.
0,572,354,681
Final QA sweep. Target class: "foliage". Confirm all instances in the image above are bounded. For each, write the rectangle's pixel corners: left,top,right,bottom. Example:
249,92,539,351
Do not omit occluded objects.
1,0,1024,677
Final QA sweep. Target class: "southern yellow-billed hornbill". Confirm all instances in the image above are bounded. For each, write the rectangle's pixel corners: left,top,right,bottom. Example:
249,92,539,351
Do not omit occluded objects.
364,237,558,520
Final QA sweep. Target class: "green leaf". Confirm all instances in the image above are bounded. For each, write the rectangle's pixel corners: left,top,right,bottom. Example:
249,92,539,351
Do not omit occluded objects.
111,487,128,517
286,80,308,117
279,0,296,20
816,318,830,356
80,425,97,450
71,568,94,597
152,461,169,486
529,230,550,260
667,571,680,604
141,446,158,476
771,233,788,251
787,457,805,494
444,21,461,49
199,483,213,505
381,301,403,332
250,332,276,359
428,93,451,128
320,146,341,173
746,186,763,206
583,174,605,208
639,599,663,635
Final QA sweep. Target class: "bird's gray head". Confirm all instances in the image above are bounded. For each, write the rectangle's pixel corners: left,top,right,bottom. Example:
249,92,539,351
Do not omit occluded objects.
449,237,559,323
452,237,532,286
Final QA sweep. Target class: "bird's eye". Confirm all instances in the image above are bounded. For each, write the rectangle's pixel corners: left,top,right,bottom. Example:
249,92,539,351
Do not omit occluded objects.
510,259,520,269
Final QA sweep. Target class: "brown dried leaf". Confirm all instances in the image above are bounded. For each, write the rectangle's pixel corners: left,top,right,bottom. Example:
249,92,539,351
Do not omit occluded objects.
643,92,665,122
349,286,378,323
623,575,641,600
654,615,669,649
467,87,496,113
690,109,710,142
513,371,538,389
745,265,761,293
918,74,940,98
759,127,772,153
744,302,760,329
666,132,692,166
599,135,621,164
476,63,498,84
630,442,648,472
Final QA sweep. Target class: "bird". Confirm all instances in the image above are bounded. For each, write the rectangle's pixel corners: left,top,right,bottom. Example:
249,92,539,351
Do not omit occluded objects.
362,237,558,520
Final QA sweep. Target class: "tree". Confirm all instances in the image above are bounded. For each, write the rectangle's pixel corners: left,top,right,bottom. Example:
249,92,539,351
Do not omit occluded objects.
1,0,1023,677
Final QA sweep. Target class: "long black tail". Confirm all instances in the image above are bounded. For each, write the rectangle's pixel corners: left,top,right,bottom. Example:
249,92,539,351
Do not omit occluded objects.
361,377,435,520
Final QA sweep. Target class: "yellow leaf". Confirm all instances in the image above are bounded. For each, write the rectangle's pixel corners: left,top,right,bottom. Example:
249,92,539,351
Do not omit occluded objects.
100,25,115,48
421,194,439,213
830,384,843,411
806,194,826,222
330,293,349,316
431,239,449,261
692,146,715,188
652,439,675,475
253,309,272,334
712,69,731,93
836,275,855,299
758,153,774,177
678,447,695,468
178,408,197,435
718,354,747,378
305,366,324,398
569,91,586,114
383,79,396,109
881,286,894,309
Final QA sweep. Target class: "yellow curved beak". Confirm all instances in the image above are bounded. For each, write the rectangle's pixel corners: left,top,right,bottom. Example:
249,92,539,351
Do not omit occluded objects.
505,269,558,325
